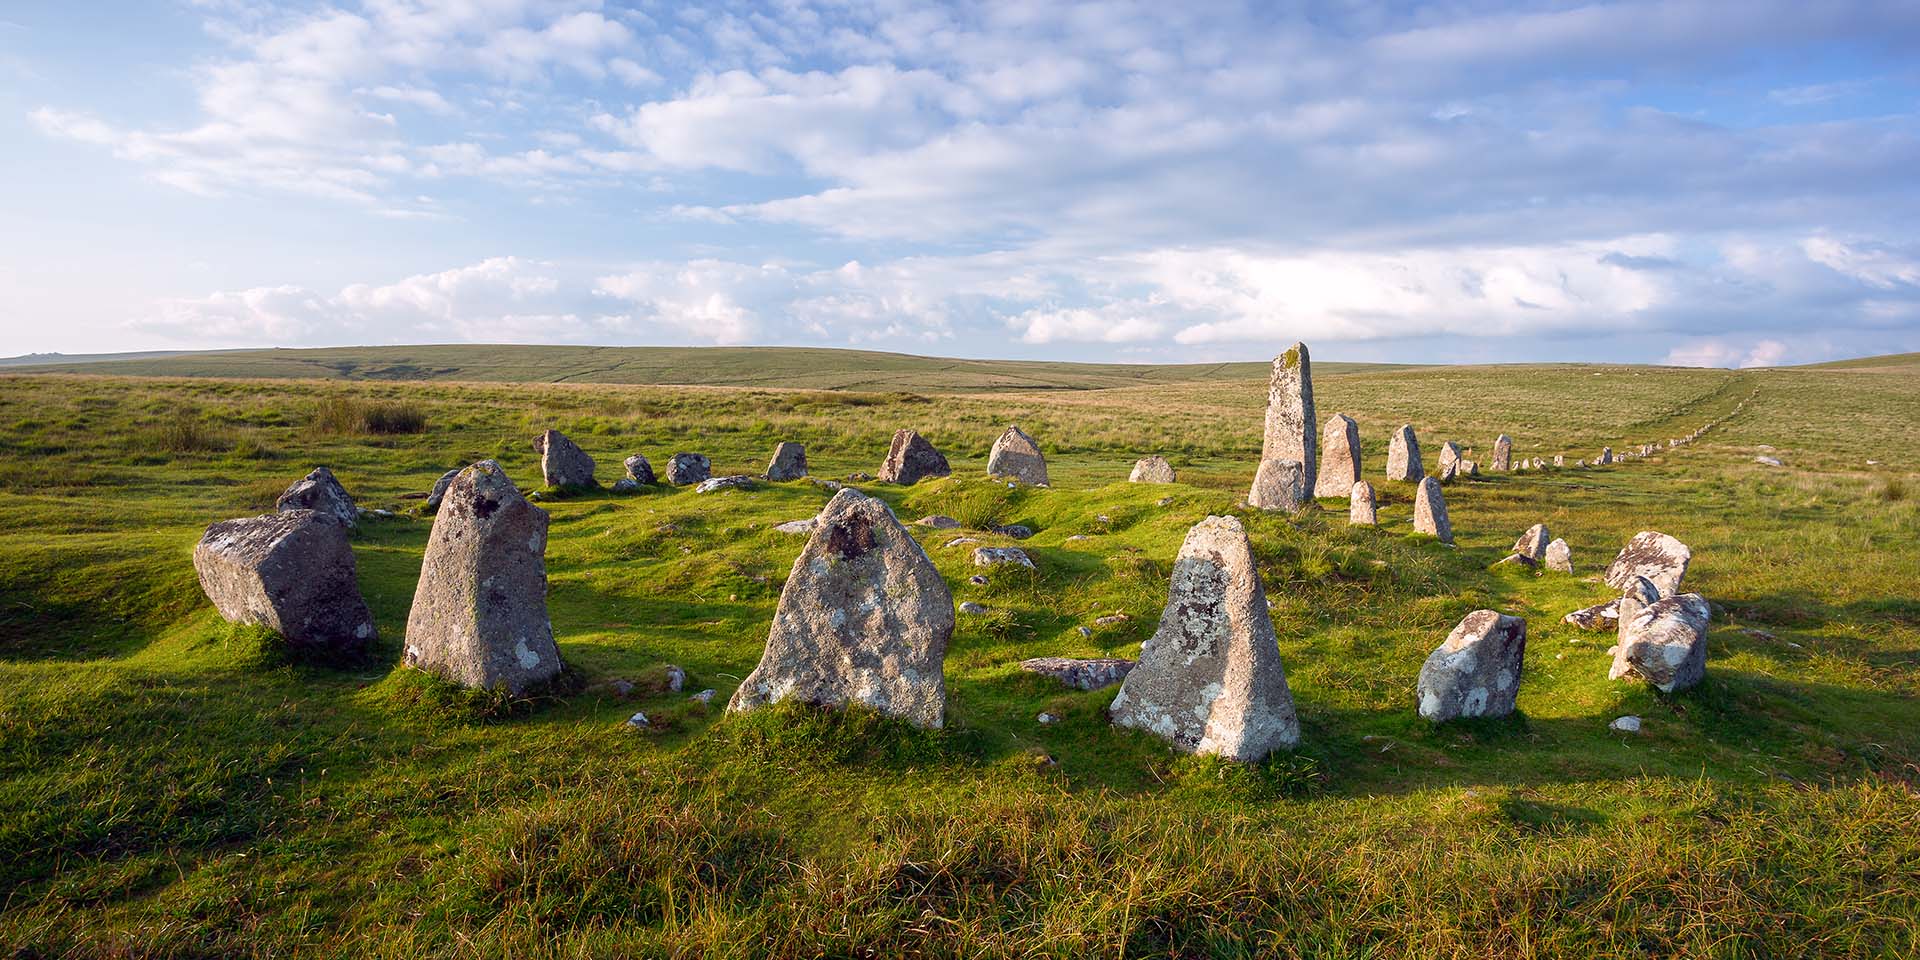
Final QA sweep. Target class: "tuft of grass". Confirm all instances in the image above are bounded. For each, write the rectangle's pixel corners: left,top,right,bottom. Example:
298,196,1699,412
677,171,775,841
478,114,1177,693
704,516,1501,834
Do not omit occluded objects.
1881,476,1907,502
310,395,428,436
142,410,230,454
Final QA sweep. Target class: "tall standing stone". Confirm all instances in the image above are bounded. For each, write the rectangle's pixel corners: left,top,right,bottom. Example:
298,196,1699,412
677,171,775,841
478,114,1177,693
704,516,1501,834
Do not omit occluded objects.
193,510,376,653
728,488,953,728
1610,594,1710,693
1492,435,1513,472
1603,531,1692,595
277,466,357,527
986,425,1048,485
1129,456,1176,483
1544,538,1573,573
1413,476,1452,543
403,460,564,694
1248,459,1306,512
1260,343,1316,496
1109,516,1300,761
1417,611,1527,722
1314,414,1360,498
1386,425,1422,481
534,430,596,489
878,429,951,485
766,442,808,481
1513,523,1550,560
1349,481,1378,525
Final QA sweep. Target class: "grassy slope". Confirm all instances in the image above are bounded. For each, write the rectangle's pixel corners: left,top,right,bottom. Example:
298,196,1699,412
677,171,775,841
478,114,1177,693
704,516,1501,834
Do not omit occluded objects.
0,360,1916,957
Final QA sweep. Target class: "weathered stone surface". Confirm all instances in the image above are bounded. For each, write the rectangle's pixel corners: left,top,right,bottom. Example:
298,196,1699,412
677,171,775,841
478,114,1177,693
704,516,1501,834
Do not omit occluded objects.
1609,593,1710,693
766,442,808,481
1261,343,1317,495
1386,424,1422,481
773,518,816,535
1437,441,1463,478
878,429,951,485
403,460,563,693
194,509,375,652
1248,458,1306,512
665,453,711,486
1460,459,1479,477
1349,480,1378,525
1417,610,1527,722
534,430,596,489
959,601,989,615
1563,602,1613,630
1109,515,1299,761
1603,531,1692,595
986,425,1048,485
972,547,1035,569
727,488,953,728
610,478,640,494
1130,455,1176,484
1437,457,1459,483
1544,538,1573,573
1314,414,1360,498
623,454,656,485
945,537,981,547
1413,476,1452,543
1492,434,1513,472
990,524,1033,540
1513,523,1550,560
277,466,357,526
695,475,756,493
1020,657,1135,691
425,469,460,513
916,515,960,529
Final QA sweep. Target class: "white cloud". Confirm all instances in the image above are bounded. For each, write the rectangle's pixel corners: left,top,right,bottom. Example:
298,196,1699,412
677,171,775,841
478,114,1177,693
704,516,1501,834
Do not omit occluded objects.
1665,337,1794,368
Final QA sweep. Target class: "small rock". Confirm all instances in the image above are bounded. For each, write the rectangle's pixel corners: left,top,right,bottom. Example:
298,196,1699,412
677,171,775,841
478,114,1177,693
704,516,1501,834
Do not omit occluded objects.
959,601,989,615
665,453,712,486
425,468,460,513
766,442,809,481
916,515,960,529
625,711,650,729
878,429,951,485
1544,538,1573,573
1755,455,1783,467
1037,712,1059,725
1156,496,1174,507
968,575,988,585
1248,458,1307,512
774,518,816,534
534,430,597,490
1077,626,1092,639
1093,613,1130,626
665,665,686,692
991,524,1034,540
1019,656,1135,690
945,537,981,547
1064,534,1092,542
987,425,1049,485
610,478,640,494
973,547,1035,569
623,454,656,485
1494,553,1538,569
277,466,358,527
695,475,756,494
690,689,716,704
1129,456,1176,484
1610,716,1641,733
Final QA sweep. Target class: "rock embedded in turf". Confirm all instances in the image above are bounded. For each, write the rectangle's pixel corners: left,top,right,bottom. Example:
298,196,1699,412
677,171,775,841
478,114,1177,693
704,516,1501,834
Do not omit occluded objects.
425,468,460,513
610,478,639,494
1386,424,1422,481
623,454,656,485
916,515,960,529
664,453,711,486
1755,455,1783,467
402,460,564,694
991,524,1034,540
1349,480,1378,525
728,487,953,728
1260,342,1318,495
1417,610,1527,722
1609,593,1711,692
1020,656,1135,691
1109,515,1300,761
1544,538,1573,573
1129,455,1176,483
695,475,756,493
193,509,376,653
1603,531,1692,595
766,442,808,481
1513,523,1550,560
534,429,596,490
1248,458,1307,512
1563,601,1616,630
1494,553,1537,568
986,425,1048,485
972,546,1035,569
959,601,989,615
1554,454,1566,467
1314,414,1361,498
1610,715,1642,733
1413,476,1452,543
774,518,816,535
276,466,357,527
1492,434,1513,472
878,429,951,485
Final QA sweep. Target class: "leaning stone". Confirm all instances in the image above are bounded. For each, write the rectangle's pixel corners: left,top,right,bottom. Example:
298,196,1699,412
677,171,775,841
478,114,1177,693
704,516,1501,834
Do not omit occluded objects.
623,454,656,485
1108,515,1299,761
665,453,711,486
1314,414,1360,498
773,518,816,535
1129,455,1176,484
1386,424,1422,481
1609,594,1710,693
193,510,375,653
878,429,950,485
277,466,357,527
766,442,809,481
1417,610,1527,722
1544,538,1573,573
695,475,756,494
1349,480,1378,525
1491,435,1513,472
1248,458,1307,512
1020,657,1135,691
987,425,1048,485
727,488,953,728
403,460,563,693
425,468,460,513
1513,523,1550,560
916,515,960,529
1413,476,1452,543
1603,531,1691,595
973,547,1035,569
534,429,596,489
1260,342,1317,495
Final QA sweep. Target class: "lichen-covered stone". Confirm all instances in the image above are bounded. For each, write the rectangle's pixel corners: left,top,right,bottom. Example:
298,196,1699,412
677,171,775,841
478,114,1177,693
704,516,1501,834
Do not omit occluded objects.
766,442,808,481
1386,424,1422,481
1417,610,1527,722
623,454,656,485
695,475,756,493
194,509,375,653
987,425,1048,485
665,453,711,486
1544,538,1573,573
1513,523,1550,560
277,466,357,526
1314,414,1360,498
1492,434,1513,472
1260,342,1317,495
1248,458,1306,512
534,430,596,489
1130,455,1176,484
972,547,1034,569
1020,657,1135,691
1609,593,1710,693
1603,531,1692,595
878,429,950,485
1349,480,1378,525
1413,476,1452,543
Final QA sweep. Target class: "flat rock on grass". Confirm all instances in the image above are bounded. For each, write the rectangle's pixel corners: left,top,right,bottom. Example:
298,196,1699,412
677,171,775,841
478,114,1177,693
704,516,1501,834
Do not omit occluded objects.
695,475,756,493
1603,531,1692,595
987,425,1048,485
276,466,357,526
728,488,954,728
1020,657,1135,691
194,509,376,653
534,429,596,489
972,547,1034,569
766,442,808,481
1417,610,1527,722
774,518,816,534
879,429,951,485
1130,456,1176,483
665,453,712,486
1610,593,1711,692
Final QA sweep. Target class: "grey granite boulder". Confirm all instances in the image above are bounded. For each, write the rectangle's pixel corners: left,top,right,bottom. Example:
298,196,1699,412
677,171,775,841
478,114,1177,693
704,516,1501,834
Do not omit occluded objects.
1603,531,1692,595
987,425,1048,485
1609,593,1710,692
1417,610,1527,722
194,509,375,653
534,429,596,489
425,468,460,513
1248,458,1306,512
878,429,950,485
695,475,756,493
990,524,1033,540
1544,538,1573,573
766,442,808,481
728,488,953,728
1413,476,1452,543
1513,523,1550,560
623,454,656,485
1349,480,1378,525
1108,515,1300,761
277,466,357,527
1129,455,1176,483
1020,657,1135,691
1314,413,1360,498
1261,343,1317,495
1492,434,1513,472
665,453,711,486
403,461,563,693
1386,424,1422,481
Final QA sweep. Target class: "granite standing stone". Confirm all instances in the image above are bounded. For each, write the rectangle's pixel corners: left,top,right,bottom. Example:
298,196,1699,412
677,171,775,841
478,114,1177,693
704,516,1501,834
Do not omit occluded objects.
1314,413,1361,498
1603,531,1692,595
766,442,808,481
1598,447,1614,465
665,453,712,486
1129,456,1176,483
623,454,656,485
986,425,1048,485
1248,458,1307,512
534,430,596,489
277,466,357,527
1492,435,1513,472
1417,610,1527,722
1513,523,1550,560
1386,424,1422,481
1413,476,1453,543
1610,593,1710,693
878,429,951,485
1261,343,1317,496
194,509,376,653
1437,441,1463,478
1349,480,1378,525
1544,538,1573,573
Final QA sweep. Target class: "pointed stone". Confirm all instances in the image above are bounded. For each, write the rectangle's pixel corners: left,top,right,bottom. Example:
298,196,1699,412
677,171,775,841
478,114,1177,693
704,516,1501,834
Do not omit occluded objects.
1512,523,1550,560
1598,446,1614,465
665,453,711,486
1108,516,1300,761
1248,458,1306,512
1610,594,1710,693
194,509,375,653
986,425,1048,485
1386,424,1422,481
1417,610,1527,722
1492,434,1513,472
1413,476,1452,543
1314,414,1360,498
878,429,950,485
1129,455,1176,483
623,454,656,485
277,466,357,527
766,442,808,481
403,460,563,693
1349,480,1378,525
728,488,953,728
1437,441,1463,478
1260,343,1316,496
534,429,596,489
1603,531,1691,595
1544,537,1573,573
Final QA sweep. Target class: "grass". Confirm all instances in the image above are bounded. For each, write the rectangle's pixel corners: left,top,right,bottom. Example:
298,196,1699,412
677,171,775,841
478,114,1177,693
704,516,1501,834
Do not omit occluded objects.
0,351,1917,956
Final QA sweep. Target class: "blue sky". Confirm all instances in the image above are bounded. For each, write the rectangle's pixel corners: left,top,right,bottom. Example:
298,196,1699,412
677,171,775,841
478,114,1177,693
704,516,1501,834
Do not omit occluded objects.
3,0,1918,365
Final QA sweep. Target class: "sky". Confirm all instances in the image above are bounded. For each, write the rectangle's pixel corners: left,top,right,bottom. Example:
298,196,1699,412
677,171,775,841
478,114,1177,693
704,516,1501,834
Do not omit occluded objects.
3,0,1918,366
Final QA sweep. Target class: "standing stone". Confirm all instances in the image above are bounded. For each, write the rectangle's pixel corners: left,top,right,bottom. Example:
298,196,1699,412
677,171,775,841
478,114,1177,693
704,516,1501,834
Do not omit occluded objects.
1598,447,1614,465
425,469,460,513
1108,516,1300,761
1386,425,1422,481
1129,456,1176,483
623,454,656,485
1417,610,1527,722
1248,459,1306,513
276,466,357,527
1413,476,1452,543
1603,531,1692,595
1609,594,1710,693
665,453,711,486
986,425,1048,485
1314,414,1361,498
878,429,951,485
1492,435,1513,472
1260,343,1316,496
1544,538,1573,573
1513,523,1550,560
1615,575,1661,645
1349,481,1378,525
1437,441,1463,478
766,442,808,482
193,510,375,653
1554,454,1565,468
534,430,596,489
403,461,563,693
728,488,953,728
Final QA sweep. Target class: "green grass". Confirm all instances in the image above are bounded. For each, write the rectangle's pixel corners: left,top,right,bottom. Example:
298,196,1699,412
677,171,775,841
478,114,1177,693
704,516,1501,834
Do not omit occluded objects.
1,354,1918,956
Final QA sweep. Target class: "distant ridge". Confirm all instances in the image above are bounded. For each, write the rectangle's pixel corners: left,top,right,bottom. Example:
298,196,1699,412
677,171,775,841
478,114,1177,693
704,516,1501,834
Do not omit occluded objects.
0,349,212,367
